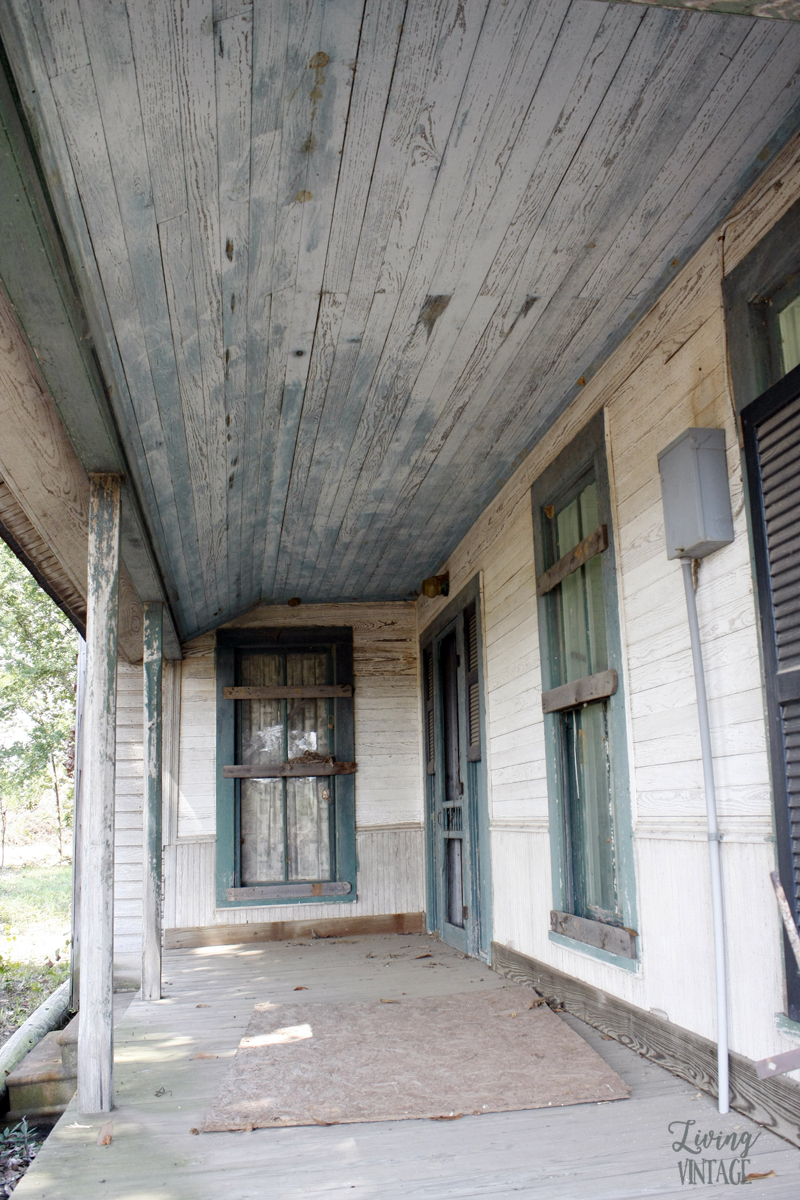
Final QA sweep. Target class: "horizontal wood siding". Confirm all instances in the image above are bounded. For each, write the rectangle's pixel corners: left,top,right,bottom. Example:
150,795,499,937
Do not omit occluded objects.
113,662,143,956
418,133,800,1073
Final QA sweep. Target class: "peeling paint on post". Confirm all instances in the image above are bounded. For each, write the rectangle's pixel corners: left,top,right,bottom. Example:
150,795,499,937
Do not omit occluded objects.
142,602,163,1002
78,474,121,1115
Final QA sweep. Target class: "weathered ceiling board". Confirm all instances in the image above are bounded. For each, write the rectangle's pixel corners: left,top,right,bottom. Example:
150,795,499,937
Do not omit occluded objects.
1,0,800,637
608,0,800,21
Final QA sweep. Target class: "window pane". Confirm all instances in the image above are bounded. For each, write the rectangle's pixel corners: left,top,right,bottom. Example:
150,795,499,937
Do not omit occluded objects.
563,703,619,921
240,653,283,764
553,481,607,684
778,294,800,376
286,777,331,880
240,779,284,884
237,648,336,886
286,652,331,758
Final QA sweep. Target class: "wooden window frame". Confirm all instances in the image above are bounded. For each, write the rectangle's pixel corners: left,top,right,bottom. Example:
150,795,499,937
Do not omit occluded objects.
215,627,356,909
723,195,800,412
531,411,638,967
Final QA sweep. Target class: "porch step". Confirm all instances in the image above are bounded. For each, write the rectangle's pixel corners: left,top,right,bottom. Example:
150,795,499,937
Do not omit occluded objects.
5,1015,78,1125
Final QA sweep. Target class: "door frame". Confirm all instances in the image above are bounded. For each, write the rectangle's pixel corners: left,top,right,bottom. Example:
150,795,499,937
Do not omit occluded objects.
420,575,491,961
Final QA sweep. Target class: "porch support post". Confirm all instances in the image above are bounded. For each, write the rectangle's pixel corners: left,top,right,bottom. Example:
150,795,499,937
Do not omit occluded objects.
141,602,163,1001
78,474,121,1114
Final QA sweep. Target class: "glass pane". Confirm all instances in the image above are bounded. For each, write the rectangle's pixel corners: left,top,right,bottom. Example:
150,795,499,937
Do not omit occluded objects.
563,703,618,921
240,653,283,764
446,837,464,927
286,652,331,759
286,777,331,880
553,481,607,684
240,779,284,884
778,294,800,376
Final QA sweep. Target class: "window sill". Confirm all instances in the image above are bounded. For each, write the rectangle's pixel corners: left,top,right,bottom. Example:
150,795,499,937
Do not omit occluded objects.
227,881,351,902
548,930,640,973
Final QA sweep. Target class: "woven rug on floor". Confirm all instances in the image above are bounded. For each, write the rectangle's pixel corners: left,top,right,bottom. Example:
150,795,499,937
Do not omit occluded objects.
200,986,630,1131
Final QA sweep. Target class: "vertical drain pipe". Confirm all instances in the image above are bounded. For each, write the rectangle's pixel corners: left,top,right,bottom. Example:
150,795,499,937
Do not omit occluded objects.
680,557,729,1115
658,428,735,1116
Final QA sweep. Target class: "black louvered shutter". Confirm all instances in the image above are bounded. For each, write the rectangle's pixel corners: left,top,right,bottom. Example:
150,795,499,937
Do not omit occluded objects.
465,603,481,762
743,365,800,1020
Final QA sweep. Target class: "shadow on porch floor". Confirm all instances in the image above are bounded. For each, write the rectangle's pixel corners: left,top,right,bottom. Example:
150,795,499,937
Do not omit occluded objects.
13,934,800,1199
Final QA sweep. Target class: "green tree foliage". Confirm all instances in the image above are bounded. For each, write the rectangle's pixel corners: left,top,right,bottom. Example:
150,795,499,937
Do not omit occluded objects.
0,541,78,849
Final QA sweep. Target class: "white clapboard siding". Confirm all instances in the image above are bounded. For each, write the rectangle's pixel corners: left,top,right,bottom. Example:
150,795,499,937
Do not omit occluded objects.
416,140,800,1067
113,662,143,955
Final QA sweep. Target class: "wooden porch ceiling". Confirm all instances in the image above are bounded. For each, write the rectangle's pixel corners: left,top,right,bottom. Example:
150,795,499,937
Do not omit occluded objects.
2,1,800,639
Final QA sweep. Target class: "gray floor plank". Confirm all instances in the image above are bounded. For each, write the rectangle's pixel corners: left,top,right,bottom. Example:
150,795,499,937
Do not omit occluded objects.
15,934,800,1199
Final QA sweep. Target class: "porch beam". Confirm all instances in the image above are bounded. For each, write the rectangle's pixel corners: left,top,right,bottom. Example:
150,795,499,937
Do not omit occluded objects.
77,474,121,1114
141,602,163,1002
607,0,800,20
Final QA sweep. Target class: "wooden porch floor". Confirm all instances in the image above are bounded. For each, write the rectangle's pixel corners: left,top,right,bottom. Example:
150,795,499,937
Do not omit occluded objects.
15,934,800,1199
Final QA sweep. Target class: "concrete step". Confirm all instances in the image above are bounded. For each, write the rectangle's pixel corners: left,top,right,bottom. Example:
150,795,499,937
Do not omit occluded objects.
5,1017,78,1125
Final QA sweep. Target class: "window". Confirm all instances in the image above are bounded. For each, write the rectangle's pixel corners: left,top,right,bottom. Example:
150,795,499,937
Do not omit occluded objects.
215,628,356,908
531,412,636,962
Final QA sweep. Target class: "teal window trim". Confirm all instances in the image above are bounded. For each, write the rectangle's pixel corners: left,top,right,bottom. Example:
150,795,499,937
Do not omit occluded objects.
531,411,638,961
215,627,357,909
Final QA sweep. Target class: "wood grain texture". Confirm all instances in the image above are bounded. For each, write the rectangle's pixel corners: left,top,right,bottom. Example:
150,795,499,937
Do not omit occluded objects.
7,2,800,632
223,684,352,698
15,938,800,1199
78,474,120,1114
222,761,356,778
492,942,800,1150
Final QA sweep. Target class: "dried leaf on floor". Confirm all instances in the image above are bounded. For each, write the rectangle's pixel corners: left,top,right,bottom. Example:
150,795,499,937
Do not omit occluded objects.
431,1113,463,1121
96,1122,113,1147
294,986,309,991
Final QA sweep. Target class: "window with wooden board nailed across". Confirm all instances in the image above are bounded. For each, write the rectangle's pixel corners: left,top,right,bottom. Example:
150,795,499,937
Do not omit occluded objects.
531,411,636,960
215,627,356,907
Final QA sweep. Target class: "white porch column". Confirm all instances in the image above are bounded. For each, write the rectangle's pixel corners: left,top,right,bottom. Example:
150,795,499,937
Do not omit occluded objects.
77,474,121,1114
141,602,163,1001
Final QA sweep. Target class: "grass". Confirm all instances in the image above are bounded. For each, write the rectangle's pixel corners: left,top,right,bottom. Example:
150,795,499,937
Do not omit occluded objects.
0,863,71,1044
0,1118,45,1198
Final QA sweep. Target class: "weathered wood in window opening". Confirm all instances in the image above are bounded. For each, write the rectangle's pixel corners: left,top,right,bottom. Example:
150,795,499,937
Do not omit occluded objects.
536,525,608,597
550,910,637,960
465,603,481,762
223,684,352,699
542,669,618,714
227,881,352,902
223,762,357,779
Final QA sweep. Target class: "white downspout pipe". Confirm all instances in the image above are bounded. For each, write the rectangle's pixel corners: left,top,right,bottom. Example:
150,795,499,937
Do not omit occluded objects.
680,557,729,1115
